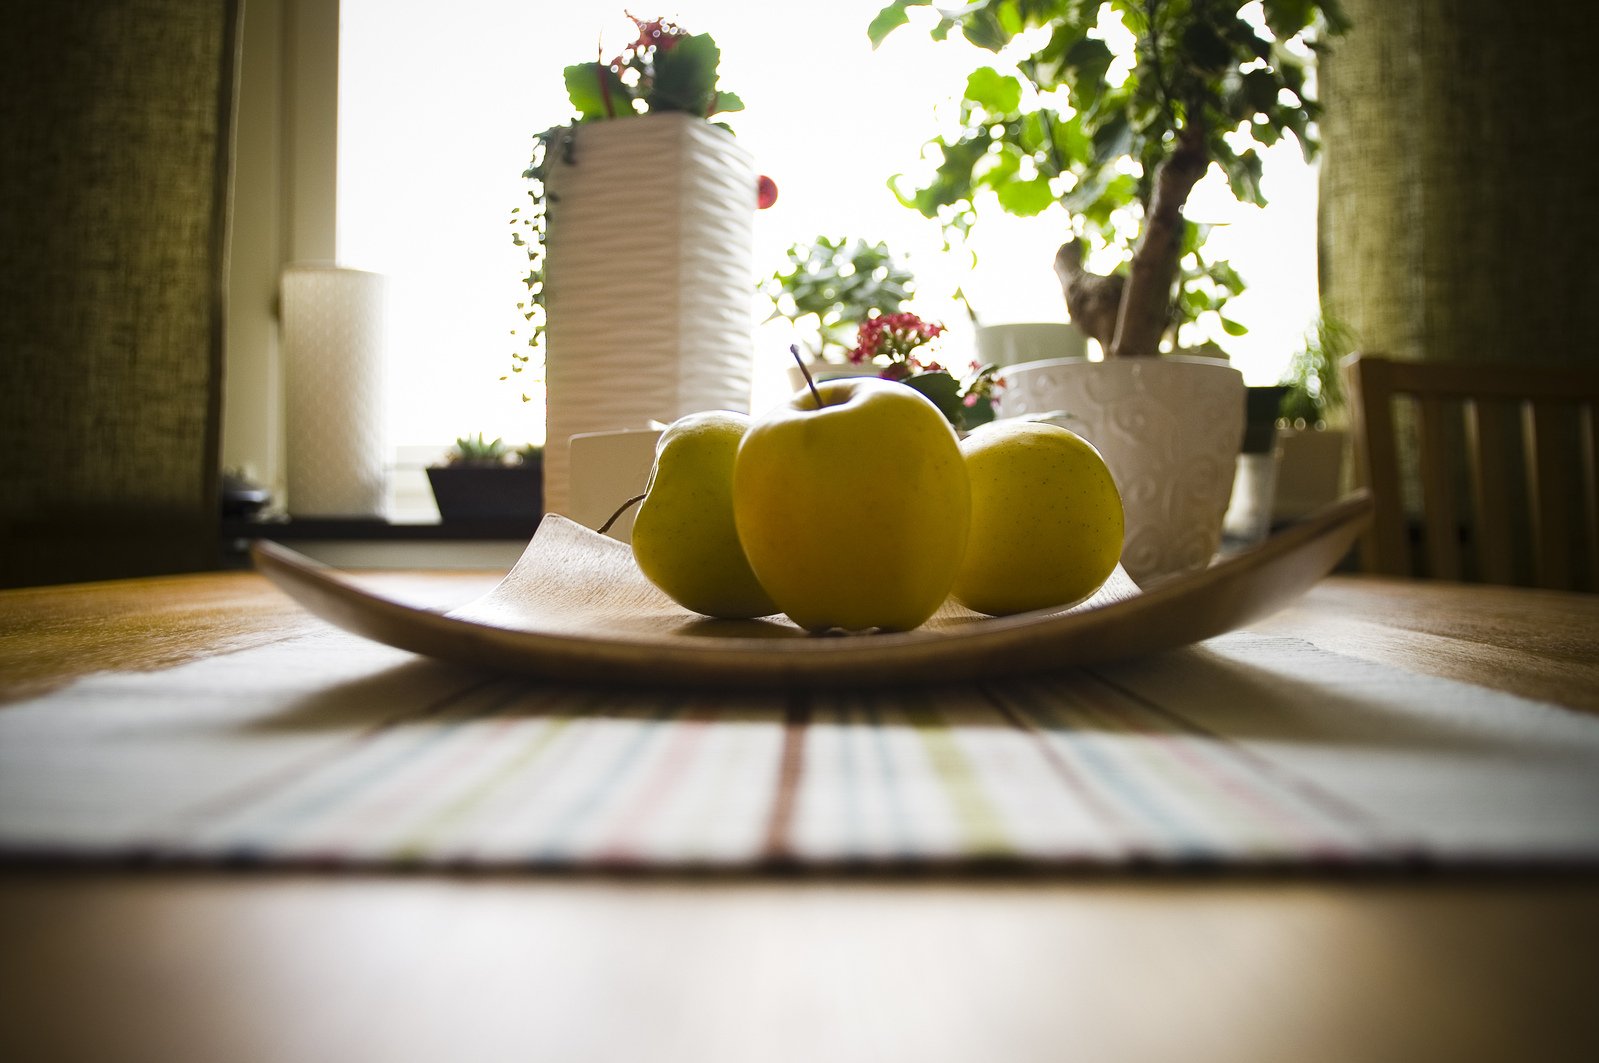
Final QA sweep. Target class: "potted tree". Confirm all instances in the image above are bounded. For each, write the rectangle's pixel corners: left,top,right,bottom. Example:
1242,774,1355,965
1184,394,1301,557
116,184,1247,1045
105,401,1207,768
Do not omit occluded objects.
871,0,1348,581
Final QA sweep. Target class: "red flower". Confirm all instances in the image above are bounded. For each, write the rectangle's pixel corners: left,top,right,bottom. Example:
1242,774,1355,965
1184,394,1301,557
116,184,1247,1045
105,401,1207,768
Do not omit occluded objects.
848,311,945,366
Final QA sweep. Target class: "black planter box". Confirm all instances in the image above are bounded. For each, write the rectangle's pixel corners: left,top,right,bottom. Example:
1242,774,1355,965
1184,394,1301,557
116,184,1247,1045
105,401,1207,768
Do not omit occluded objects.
426,464,543,523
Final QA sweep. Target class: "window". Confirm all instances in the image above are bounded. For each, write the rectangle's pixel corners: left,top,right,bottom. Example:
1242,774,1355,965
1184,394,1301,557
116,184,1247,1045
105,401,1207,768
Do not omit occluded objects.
337,0,1320,457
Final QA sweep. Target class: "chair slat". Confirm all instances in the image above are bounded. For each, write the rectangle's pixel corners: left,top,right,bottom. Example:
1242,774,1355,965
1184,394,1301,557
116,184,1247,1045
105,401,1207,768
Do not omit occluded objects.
1344,353,1599,593
1527,401,1575,591
1583,406,1599,592
1347,356,1410,576
1465,399,1517,585
1417,395,1462,580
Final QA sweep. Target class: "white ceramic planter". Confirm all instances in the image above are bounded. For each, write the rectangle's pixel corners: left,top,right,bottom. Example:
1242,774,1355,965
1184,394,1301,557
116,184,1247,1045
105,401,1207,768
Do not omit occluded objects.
999,356,1245,585
540,114,756,516
975,322,1088,368
1274,425,1349,520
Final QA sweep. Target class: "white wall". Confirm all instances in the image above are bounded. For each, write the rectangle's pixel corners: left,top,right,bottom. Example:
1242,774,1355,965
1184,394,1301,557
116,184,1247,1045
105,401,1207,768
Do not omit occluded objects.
222,0,341,509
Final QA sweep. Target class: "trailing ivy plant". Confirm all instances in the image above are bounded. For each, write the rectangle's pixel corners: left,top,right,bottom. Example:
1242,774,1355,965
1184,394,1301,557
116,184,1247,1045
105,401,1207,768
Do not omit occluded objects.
505,16,744,398
870,0,1348,358
1278,314,1354,426
764,237,917,362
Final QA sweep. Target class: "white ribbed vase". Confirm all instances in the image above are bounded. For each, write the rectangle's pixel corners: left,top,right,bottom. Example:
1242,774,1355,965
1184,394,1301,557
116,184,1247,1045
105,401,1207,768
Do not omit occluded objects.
541,113,756,516
999,356,1245,585
280,265,389,518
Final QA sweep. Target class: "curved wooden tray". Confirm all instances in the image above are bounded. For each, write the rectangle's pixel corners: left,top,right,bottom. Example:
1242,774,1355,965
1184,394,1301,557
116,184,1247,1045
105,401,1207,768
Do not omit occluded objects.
253,492,1372,689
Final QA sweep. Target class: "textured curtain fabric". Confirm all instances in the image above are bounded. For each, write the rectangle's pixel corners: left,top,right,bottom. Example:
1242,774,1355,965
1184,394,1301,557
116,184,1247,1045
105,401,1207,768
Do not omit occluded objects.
0,0,241,588
1320,0,1599,369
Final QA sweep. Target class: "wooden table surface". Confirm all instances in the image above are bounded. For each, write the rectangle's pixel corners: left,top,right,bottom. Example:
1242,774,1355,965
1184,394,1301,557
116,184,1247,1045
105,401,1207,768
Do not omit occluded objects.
3,569,1598,1062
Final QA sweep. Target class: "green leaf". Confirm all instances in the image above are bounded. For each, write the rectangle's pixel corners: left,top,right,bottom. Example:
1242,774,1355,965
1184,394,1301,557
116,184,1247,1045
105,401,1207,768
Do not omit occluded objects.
1219,317,1250,337
962,8,1013,52
564,62,630,120
1180,21,1233,73
1250,121,1283,147
1065,36,1113,90
1210,260,1245,292
1090,112,1132,168
648,33,720,115
979,144,1022,184
964,67,1022,114
995,174,1055,216
1260,0,1316,38
867,0,926,47
960,395,998,429
1221,148,1266,205
1242,69,1279,114
902,371,964,425
712,90,745,115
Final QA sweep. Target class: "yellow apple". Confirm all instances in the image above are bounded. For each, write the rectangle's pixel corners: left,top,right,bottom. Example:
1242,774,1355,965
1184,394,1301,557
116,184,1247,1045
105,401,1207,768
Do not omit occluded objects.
733,377,970,632
630,411,778,620
952,420,1123,616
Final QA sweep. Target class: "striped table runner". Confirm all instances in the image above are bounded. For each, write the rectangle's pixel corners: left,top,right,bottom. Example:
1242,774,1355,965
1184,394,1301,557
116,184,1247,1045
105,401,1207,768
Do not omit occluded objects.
4,630,1598,870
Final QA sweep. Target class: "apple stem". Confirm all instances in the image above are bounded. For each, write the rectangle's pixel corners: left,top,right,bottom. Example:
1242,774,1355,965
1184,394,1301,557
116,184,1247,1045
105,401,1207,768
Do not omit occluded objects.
790,344,823,410
597,492,646,535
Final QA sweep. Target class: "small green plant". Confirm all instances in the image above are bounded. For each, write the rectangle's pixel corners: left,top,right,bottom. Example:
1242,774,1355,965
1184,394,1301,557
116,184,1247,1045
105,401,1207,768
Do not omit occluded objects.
506,16,744,397
444,434,513,468
514,442,544,467
765,236,916,362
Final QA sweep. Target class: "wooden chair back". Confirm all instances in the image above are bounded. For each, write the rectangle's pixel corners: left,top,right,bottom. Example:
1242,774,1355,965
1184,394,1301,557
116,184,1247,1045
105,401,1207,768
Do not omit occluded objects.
1344,354,1599,591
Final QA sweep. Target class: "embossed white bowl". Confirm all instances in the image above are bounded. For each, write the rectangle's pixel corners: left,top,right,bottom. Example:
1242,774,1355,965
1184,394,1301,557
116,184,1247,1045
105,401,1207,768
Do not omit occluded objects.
999,356,1245,585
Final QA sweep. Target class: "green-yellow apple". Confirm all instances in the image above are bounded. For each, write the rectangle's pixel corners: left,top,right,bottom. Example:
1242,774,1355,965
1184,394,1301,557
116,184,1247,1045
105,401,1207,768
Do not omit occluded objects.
630,411,778,620
952,420,1123,616
733,377,970,632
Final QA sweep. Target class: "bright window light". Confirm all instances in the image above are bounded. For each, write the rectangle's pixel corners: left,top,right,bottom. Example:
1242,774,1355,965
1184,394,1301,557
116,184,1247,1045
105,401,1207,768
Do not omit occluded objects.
338,0,1321,454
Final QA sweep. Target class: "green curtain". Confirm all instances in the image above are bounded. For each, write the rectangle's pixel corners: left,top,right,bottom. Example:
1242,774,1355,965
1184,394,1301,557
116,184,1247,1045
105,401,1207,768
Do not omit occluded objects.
0,0,241,588
1320,0,1599,367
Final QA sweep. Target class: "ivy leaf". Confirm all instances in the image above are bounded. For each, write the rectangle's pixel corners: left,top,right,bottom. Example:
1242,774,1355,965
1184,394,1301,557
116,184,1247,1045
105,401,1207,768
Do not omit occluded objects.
965,66,1022,114
564,62,630,120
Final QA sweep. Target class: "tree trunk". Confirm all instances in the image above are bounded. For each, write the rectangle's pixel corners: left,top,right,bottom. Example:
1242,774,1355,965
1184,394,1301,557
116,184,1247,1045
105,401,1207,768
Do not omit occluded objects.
1052,240,1124,354
1109,124,1208,358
